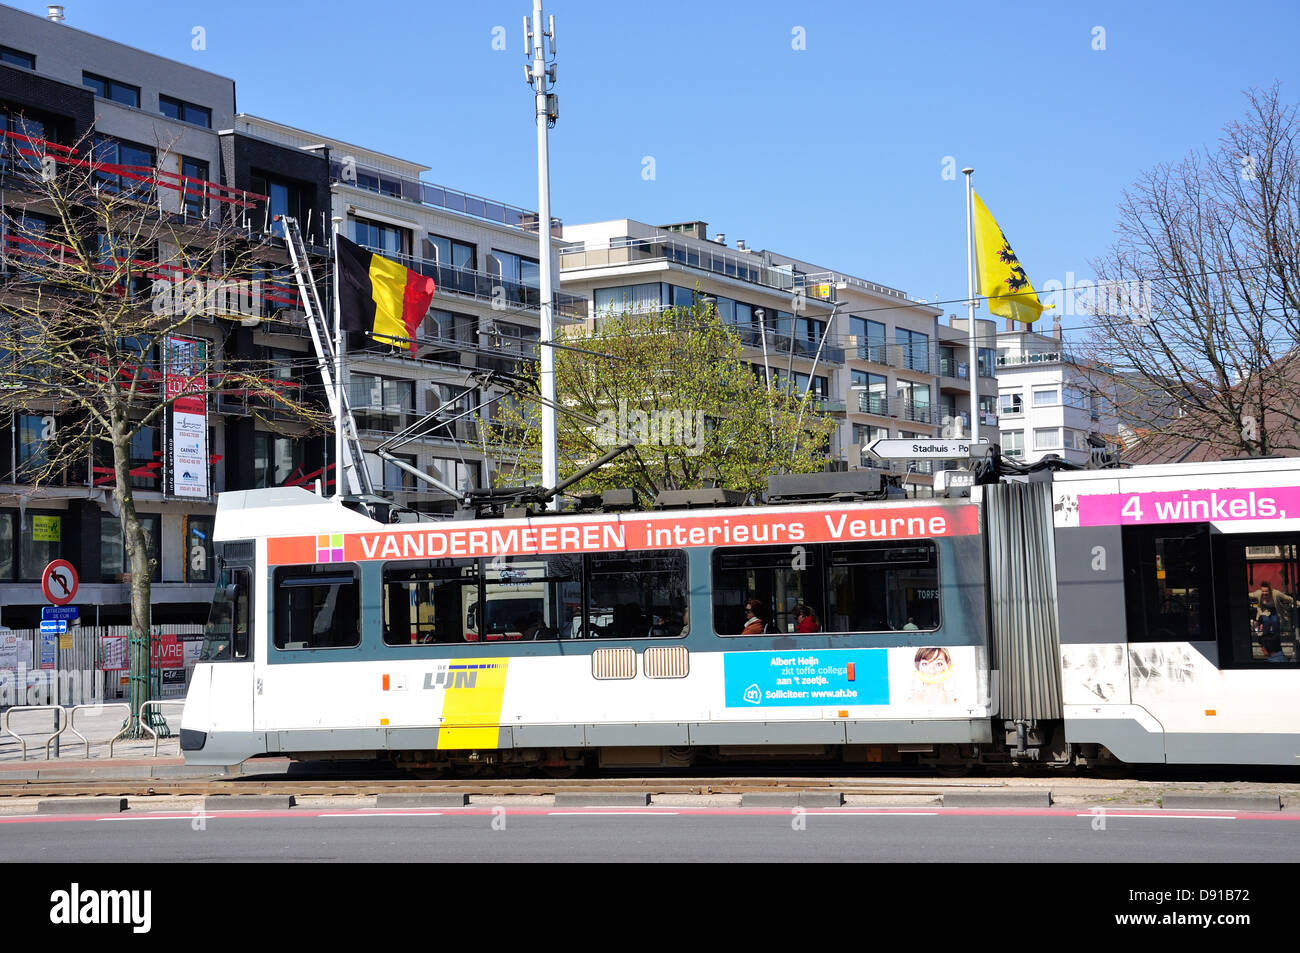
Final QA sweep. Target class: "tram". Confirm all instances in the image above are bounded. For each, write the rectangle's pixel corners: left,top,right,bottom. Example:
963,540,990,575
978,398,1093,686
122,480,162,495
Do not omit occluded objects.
180,457,1300,769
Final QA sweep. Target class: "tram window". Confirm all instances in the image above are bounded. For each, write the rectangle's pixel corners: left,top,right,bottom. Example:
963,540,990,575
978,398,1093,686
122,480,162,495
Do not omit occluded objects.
712,545,825,636
479,554,581,641
200,566,250,661
1214,534,1300,666
1122,525,1212,642
273,565,360,650
585,550,687,639
383,559,478,645
826,542,939,633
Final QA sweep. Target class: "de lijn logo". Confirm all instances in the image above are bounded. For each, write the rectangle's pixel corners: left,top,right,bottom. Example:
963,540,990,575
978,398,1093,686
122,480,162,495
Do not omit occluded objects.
49,883,151,933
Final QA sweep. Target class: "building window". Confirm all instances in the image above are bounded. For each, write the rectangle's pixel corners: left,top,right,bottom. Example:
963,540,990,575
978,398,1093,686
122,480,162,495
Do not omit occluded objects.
180,156,210,217
1001,429,1024,456
351,374,414,432
488,249,540,288
92,135,156,199
594,283,662,317
0,510,15,580
16,414,55,482
1033,387,1059,407
999,392,1024,416
1033,427,1061,450
82,72,140,108
185,515,215,583
896,328,930,373
424,234,476,270
159,94,211,128
0,46,35,69
253,432,309,488
896,380,931,423
382,453,417,492
352,216,411,258
100,513,162,582
430,457,480,494
20,511,62,581
251,172,315,237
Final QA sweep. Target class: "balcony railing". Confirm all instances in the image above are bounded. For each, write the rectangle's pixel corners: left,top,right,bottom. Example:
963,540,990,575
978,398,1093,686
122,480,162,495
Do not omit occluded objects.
330,159,561,236
732,326,844,365
561,237,820,298
997,351,1075,367
355,244,586,321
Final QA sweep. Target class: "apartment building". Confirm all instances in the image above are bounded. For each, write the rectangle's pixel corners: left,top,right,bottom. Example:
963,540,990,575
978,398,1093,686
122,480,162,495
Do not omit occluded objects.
557,219,996,481
0,5,571,626
0,3,307,626
995,322,1118,465
229,114,580,510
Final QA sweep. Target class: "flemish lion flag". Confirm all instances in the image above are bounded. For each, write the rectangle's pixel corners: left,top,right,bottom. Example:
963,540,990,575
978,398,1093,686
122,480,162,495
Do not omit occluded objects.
972,191,1051,324
336,235,436,353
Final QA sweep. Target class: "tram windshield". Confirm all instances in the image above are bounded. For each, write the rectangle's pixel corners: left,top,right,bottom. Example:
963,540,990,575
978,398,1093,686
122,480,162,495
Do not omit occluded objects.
200,565,249,661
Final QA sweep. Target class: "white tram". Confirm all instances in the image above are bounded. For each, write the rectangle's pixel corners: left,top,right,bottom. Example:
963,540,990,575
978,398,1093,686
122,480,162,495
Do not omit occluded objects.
181,458,1300,769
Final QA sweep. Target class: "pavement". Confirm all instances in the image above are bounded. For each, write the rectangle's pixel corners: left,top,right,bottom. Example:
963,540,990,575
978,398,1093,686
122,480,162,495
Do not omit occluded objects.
0,700,186,764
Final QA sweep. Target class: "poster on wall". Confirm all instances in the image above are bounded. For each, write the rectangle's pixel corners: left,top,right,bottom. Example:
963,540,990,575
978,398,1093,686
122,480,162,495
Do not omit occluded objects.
163,334,209,499
100,634,128,671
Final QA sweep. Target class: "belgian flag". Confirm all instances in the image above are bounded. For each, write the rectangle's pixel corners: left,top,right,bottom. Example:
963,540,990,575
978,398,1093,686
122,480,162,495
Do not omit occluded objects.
336,235,436,353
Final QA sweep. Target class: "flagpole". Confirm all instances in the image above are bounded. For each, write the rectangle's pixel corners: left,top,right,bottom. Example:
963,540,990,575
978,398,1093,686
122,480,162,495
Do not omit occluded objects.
963,167,978,442
332,215,345,498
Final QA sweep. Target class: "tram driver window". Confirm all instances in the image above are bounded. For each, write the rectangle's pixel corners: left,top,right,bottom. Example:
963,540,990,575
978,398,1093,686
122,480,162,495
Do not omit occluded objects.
273,565,361,650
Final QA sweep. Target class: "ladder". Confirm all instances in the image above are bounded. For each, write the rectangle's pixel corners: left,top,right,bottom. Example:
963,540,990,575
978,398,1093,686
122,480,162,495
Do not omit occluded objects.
276,215,373,496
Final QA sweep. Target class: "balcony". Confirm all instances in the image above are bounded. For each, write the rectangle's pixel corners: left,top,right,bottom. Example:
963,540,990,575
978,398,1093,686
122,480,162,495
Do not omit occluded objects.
731,326,844,365
849,342,932,374
853,393,890,416
997,351,1076,367
561,236,823,298
330,159,561,236
355,244,586,321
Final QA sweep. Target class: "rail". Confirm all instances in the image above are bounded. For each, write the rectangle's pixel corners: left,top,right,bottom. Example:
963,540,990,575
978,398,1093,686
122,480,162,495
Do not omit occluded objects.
330,159,561,235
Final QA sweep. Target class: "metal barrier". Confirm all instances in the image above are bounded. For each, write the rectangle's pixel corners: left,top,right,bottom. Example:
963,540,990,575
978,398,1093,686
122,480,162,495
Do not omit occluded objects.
67,703,132,759
1,705,66,760
137,701,185,757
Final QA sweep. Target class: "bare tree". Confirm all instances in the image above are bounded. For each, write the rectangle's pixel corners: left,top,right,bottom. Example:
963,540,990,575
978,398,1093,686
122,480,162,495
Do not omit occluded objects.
1081,84,1300,458
0,127,327,732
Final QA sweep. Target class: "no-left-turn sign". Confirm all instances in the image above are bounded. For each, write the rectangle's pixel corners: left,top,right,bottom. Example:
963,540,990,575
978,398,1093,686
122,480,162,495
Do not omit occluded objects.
41,559,79,606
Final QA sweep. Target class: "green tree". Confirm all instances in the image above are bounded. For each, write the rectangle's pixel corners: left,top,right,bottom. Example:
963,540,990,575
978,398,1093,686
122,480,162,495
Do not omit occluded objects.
493,303,839,501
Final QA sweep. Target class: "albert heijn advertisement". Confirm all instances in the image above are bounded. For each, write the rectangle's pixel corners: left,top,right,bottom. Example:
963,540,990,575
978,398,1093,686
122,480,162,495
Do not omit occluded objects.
723,645,981,712
163,334,209,499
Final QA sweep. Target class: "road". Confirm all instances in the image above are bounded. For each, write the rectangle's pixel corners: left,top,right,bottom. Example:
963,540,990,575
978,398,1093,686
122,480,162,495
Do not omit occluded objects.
3,806,1298,863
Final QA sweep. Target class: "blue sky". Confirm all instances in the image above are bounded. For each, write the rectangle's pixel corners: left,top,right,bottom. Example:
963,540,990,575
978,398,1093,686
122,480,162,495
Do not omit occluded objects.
28,0,1300,335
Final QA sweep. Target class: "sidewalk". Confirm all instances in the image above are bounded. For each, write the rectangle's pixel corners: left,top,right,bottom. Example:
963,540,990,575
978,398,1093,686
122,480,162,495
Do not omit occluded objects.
0,701,186,764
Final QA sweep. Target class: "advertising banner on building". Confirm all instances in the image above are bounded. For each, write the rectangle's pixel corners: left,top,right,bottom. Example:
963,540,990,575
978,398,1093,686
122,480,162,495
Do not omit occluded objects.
163,334,209,499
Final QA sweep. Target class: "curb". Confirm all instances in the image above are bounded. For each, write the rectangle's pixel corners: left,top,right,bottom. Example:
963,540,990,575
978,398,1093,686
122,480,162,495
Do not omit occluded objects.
201,795,296,812
741,791,844,808
1161,794,1281,811
553,792,650,807
942,790,1052,808
374,793,469,808
37,797,128,814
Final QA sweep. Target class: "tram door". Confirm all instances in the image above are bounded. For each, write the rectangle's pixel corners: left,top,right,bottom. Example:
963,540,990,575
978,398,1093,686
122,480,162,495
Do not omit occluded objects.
192,564,258,739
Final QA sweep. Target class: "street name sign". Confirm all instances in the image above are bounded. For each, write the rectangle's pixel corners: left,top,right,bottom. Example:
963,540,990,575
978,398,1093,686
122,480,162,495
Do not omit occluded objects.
867,438,989,460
